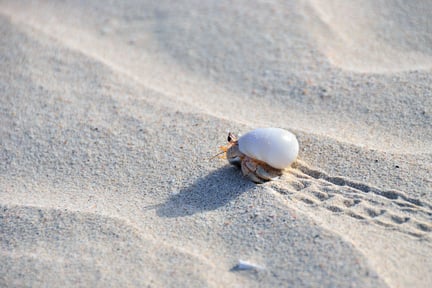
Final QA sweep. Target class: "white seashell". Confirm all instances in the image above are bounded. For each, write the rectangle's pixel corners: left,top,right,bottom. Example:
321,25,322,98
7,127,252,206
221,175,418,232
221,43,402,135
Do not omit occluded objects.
234,260,265,271
238,128,299,169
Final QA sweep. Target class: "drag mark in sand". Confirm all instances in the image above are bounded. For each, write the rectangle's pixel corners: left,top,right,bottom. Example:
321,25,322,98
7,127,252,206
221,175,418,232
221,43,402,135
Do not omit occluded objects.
270,161,432,239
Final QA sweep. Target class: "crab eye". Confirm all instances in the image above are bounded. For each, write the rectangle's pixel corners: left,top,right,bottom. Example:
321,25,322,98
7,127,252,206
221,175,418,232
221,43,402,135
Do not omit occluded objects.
227,134,232,142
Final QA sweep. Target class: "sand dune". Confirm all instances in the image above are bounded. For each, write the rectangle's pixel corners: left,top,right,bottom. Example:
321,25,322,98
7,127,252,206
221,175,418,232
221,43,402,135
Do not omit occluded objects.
2,0,431,154
1,1,431,287
1,205,229,287
305,0,432,72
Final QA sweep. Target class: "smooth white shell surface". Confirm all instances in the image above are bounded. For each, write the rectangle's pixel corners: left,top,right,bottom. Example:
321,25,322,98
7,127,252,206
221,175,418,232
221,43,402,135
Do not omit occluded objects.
238,128,299,169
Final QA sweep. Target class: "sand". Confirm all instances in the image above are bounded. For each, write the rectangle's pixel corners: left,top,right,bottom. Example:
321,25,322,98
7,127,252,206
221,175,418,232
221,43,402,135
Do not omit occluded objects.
0,0,431,287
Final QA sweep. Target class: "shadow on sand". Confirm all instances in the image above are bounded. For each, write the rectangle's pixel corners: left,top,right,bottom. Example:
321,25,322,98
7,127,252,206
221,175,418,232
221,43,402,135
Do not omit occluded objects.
156,166,255,218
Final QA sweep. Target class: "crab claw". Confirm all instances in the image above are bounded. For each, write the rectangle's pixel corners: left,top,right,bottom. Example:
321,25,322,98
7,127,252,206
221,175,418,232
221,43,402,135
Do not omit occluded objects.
209,146,229,161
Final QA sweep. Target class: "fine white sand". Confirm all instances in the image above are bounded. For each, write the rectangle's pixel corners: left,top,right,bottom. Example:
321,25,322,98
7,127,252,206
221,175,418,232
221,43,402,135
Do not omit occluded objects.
1,1,431,287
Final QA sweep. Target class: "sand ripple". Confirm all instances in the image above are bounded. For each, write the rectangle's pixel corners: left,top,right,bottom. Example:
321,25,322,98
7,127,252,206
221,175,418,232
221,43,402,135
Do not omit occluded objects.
1,1,431,287
305,0,432,72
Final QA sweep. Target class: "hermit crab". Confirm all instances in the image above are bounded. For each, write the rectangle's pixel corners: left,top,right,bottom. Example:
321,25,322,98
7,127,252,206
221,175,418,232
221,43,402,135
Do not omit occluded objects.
214,128,299,183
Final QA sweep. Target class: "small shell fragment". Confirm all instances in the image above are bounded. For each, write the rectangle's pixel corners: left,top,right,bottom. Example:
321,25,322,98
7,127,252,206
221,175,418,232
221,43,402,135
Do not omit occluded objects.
232,260,265,271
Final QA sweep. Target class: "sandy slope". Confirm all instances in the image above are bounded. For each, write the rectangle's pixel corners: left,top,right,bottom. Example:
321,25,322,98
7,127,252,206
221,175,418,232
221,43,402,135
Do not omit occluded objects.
1,1,431,287
305,0,432,72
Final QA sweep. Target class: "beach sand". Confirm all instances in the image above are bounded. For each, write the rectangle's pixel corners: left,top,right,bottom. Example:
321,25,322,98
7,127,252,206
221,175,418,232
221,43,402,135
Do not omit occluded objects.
1,1,431,287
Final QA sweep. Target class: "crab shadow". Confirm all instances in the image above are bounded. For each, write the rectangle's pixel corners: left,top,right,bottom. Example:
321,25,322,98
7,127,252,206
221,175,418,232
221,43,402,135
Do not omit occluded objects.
156,166,255,218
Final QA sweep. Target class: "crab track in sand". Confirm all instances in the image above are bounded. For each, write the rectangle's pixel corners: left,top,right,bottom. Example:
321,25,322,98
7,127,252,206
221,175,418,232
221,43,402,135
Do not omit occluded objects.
270,161,432,239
